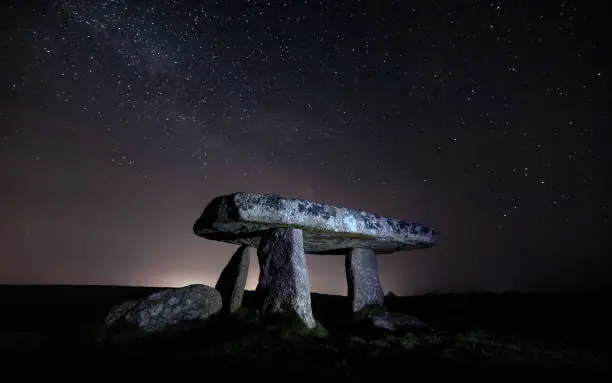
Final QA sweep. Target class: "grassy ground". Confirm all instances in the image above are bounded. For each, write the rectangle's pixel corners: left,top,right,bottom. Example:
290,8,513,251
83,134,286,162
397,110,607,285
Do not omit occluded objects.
1,287,611,379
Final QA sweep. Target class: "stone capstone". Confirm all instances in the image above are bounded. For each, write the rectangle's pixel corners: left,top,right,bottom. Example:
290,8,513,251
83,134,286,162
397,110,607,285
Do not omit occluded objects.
104,284,222,333
255,228,316,329
346,247,384,312
194,192,437,254
215,245,250,313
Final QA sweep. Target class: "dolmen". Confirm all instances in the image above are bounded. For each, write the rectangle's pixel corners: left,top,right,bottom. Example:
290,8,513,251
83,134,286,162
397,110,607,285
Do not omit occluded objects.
193,192,437,329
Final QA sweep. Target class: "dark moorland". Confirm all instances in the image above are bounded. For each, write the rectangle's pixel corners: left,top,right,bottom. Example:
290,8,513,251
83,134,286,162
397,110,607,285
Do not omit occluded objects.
1,285,611,379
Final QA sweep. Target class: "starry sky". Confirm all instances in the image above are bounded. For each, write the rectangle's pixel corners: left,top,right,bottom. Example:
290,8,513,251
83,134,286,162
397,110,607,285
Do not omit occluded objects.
1,0,610,295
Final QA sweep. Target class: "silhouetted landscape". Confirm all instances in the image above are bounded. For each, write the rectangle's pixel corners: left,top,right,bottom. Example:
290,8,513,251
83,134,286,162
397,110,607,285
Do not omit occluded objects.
2,284,611,379
3,0,611,380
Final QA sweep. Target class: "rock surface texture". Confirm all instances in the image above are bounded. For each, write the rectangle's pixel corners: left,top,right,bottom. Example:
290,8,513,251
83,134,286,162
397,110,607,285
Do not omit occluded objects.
194,192,437,254
105,300,139,327
255,228,316,329
194,192,438,328
346,247,385,312
104,284,222,333
215,245,250,313
368,311,429,331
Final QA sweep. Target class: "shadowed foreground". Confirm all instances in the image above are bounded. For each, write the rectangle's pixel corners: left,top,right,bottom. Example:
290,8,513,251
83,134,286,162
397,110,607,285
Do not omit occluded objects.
1,285,610,379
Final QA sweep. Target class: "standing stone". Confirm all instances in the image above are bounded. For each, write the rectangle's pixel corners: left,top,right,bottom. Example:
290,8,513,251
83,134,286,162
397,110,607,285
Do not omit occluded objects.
346,247,384,313
255,228,316,329
215,245,250,313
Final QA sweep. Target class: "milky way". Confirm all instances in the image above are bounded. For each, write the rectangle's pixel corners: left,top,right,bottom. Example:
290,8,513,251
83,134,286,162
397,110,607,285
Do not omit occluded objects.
1,0,610,294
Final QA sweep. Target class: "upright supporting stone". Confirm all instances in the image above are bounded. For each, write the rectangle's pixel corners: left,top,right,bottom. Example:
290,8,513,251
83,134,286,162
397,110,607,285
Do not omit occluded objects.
215,245,250,313
345,247,384,313
255,228,316,329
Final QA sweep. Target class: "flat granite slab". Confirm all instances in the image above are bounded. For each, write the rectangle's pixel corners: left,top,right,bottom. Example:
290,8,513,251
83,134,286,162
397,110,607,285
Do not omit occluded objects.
193,192,437,254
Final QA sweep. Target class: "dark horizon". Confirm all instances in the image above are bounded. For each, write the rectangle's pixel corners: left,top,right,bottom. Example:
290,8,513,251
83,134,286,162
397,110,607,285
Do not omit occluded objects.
1,0,610,295
2,281,612,296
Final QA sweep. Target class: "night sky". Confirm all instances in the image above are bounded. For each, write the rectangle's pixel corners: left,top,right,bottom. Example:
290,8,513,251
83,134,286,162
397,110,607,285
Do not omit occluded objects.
1,0,610,295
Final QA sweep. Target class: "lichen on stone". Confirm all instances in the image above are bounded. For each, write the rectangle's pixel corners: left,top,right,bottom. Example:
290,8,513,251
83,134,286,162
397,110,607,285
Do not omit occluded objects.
193,192,438,255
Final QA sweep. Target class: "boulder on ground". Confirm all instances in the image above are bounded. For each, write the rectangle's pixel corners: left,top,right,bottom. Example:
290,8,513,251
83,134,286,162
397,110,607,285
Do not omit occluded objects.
368,311,429,332
104,284,222,334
